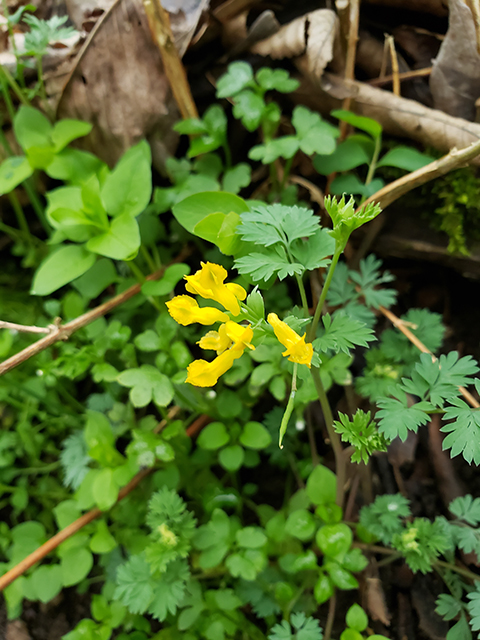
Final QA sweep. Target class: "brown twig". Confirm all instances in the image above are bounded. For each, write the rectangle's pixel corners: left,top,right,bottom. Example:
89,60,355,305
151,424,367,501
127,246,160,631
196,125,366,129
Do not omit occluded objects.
0,414,208,591
0,320,58,335
378,304,480,408
0,250,191,378
142,0,198,120
367,66,432,87
385,34,400,96
339,0,360,140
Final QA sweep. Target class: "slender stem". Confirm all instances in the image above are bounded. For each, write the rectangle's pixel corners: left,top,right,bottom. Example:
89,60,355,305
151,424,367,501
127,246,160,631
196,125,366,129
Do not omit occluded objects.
0,70,16,122
308,246,342,342
223,142,232,169
295,274,309,316
311,366,345,507
128,261,162,311
281,156,294,191
323,590,336,640
8,193,33,244
140,244,157,273
279,363,298,448
0,320,53,334
23,179,49,231
364,135,382,187
0,63,29,106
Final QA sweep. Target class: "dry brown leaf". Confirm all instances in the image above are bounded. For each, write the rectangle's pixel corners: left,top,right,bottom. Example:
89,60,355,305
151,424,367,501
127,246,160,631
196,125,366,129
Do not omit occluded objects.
363,0,448,15
366,577,391,626
430,0,480,120
251,9,344,77
55,0,179,169
299,71,480,164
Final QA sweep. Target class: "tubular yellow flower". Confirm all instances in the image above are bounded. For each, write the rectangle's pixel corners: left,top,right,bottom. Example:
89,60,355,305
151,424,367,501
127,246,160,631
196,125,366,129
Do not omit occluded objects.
267,313,313,368
198,321,255,356
184,262,247,316
186,349,243,387
166,295,229,326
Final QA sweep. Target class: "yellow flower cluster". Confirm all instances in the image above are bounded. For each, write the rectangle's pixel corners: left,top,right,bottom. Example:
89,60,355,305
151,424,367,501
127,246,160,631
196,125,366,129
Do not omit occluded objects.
166,262,314,387
166,262,254,387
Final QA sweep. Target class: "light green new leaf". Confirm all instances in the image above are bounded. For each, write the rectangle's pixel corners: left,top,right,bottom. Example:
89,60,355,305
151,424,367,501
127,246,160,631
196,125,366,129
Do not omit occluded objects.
197,422,230,450
13,106,52,151
239,421,271,449
31,244,96,295
0,156,34,195
30,565,63,603
172,191,249,235
141,263,190,297
216,61,254,98
314,135,374,174
248,136,299,163
61,547,93,586
377,146,434,171
101,140,152,217
50,119,92,152
93,467,119,511
86,213,140,260
117,365,174,407
331,109,382,139
293,105,338,156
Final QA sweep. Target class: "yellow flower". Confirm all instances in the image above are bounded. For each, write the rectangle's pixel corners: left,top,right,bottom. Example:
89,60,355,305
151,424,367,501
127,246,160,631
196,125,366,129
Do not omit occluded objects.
185,262,247,316
267,313,313,368
186,349,243,387
166,295,229,326
198,322,255,355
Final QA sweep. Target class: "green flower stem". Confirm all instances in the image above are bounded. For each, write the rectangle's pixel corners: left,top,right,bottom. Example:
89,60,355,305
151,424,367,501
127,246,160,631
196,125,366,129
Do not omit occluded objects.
310,365,345,508
8,192,33,244
365,135,382,186
140,244,157,273
0,62,29,107
281,155,294,191
308,245,342,343
24,178,49,231
128,260,162,311
279,363,298,448
294,274,309,316
323,589,336,640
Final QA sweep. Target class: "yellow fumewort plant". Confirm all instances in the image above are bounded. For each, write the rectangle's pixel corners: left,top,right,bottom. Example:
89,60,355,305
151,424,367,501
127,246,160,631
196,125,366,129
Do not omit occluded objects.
166,262,313,387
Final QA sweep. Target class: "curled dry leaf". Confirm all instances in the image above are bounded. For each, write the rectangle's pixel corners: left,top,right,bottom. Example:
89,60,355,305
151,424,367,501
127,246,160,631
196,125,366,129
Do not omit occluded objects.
251,9,344,77
366,577,391,626
430,0,480,120
300,71,480,164
55,0,179,169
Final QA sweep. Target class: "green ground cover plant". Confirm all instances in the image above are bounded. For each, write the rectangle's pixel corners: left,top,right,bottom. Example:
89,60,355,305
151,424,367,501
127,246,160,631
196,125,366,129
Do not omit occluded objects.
1,59,480,640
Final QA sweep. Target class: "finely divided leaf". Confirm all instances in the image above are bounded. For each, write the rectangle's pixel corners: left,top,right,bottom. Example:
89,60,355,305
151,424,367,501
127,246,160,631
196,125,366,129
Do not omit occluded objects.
235,249,304,282
290,229,335,271
377,388,432,441
449,495,480,525
314,313,375,355
441,398,480,464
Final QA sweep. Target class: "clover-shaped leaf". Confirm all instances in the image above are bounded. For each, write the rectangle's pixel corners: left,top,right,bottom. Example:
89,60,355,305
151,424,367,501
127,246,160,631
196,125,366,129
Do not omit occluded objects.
117,365,174,407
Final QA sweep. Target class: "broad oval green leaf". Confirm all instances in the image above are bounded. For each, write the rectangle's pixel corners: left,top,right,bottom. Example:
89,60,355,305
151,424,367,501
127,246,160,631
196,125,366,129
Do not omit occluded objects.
306,464,337,506
0,156,33,195
13,105,52,151
86,213,140,260
51,119,92,152
239,421,271,449
316,523,352,561
31,244,96,296
197,422,230,450
172,191,249,235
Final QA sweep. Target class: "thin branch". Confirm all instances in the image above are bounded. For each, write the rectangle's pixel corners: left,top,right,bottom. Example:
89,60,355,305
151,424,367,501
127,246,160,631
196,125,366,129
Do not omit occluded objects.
379,304,480,408
0,250,190,378
0,320,59,335
0,414,206,591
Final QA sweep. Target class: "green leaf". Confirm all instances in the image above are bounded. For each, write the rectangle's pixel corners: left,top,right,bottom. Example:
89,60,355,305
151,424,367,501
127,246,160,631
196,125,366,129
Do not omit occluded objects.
114,553,154,615
31,244,96,295
50,119,92,152
377,389,432,441
218,445,245,471
60,432,91,490
197,422,230,450
141,263,190,297
291,228,335,271
285,509,316,541
377,146,434,171
316,523,352,561
193,210,244,254
86,213,141,260
47,148,105,184
306,465,337,506
345,604,368,632
236,527,267,549
435,594,462,621
249,136,299,163
222,163,251,194
449,495,480,525
13,105,52,151
292,106,338,156
314,312,375,355
101,140,152,217
359,494,411,545
314,572,334,605
117,365,174,408
232,90,265,131
216,61,254,98
334,410,388,464
54,500,81,529
187,105,227,157
314,135,374,174
331,109,382,139
0,156,34,195
235,247,304,282
61,546,94,586
93,467,119,511
325,562,358,590
72,258,118,299
90,520,117,553
172,191,248,235
30,565,63,603
147,560,190,621
441,398,480,464
239,421,272,449
256,67,299,93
